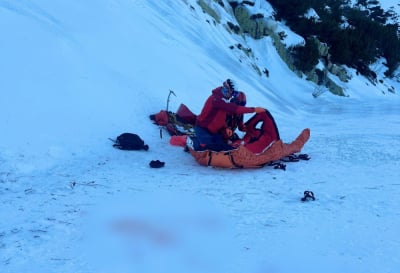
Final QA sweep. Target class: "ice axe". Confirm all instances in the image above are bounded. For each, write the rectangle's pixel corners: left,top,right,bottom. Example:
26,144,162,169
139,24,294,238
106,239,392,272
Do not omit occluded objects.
166,89,176,112
160,89,176,139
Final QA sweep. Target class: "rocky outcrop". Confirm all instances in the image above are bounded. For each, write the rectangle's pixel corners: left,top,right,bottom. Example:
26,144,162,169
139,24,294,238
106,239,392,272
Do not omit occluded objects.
212,1,350,96
233,5,269,39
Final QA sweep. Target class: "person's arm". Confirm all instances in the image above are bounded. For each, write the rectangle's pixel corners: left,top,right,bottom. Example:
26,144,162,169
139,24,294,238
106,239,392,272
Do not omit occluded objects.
212,97,257,114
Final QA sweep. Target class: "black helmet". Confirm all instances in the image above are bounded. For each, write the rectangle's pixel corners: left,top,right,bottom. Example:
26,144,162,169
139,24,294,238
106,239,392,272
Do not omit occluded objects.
223,79,235,92
231,91,246,106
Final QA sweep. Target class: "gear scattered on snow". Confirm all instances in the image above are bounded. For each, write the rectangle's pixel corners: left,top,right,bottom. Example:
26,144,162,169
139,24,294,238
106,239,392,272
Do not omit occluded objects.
149,160,165,168
301,191,315,202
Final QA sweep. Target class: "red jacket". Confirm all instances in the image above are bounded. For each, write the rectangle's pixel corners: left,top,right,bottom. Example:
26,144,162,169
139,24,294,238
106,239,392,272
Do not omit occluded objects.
196,87,255,134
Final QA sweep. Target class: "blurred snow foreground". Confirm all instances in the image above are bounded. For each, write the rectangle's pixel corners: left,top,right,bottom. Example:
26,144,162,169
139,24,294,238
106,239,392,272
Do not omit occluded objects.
80,191,238,273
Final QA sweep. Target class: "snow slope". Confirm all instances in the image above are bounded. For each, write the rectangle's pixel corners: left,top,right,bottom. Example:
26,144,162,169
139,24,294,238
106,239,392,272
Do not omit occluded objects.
0,1,399,273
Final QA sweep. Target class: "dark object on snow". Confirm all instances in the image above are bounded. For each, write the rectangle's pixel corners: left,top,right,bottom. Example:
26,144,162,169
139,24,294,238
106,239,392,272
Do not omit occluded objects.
111,133,149,151
301,191,315,202
268,161,286,171
298,154,311,160
266,152,310,171
149,160,165,168
281,153,310,162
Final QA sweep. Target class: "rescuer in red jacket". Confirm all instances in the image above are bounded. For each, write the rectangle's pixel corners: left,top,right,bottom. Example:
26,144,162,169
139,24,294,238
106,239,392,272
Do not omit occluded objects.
194,79,265,151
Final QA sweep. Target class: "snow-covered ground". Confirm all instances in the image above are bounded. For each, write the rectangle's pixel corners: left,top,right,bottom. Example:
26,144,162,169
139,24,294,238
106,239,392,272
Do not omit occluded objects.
1,1,399,273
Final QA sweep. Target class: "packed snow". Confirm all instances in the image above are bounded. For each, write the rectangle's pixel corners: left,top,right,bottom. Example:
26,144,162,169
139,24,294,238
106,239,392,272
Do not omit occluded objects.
1,1,399,273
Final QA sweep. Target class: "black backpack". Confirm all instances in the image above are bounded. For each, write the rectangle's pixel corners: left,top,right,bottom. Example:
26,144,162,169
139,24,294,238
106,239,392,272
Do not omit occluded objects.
111,133,149,151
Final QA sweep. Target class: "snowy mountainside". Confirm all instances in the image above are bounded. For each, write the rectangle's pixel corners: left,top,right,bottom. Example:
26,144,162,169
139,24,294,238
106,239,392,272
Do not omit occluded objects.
0,1,400,273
